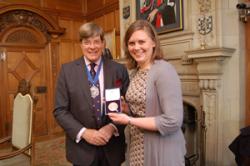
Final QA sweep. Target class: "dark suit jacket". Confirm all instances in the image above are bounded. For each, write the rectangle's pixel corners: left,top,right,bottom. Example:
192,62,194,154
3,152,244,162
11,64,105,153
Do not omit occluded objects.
54,56,129,166
229,126,250,166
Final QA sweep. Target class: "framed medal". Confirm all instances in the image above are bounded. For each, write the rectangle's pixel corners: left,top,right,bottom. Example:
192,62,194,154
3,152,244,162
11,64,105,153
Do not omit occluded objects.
105,88,121,114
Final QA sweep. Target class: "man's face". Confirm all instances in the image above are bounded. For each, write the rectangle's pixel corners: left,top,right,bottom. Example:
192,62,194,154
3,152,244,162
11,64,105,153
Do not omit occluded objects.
80,36,104,62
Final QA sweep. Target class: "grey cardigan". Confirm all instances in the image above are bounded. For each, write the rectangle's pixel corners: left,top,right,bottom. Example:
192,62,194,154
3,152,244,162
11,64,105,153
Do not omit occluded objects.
143,60,186,166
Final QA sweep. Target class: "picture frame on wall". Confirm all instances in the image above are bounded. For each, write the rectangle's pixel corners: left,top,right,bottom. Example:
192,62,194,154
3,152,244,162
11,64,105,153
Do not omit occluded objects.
104,29,117,59
136,0,183,34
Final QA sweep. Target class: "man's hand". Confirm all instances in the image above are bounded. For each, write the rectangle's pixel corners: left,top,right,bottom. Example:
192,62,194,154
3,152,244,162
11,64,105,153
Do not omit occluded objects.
81,129,108,146
98,124,115,142
147,8,158,23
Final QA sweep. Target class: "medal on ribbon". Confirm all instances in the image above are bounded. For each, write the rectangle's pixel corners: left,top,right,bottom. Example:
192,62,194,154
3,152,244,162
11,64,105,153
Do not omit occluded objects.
85,59,103,99
90,85,99,98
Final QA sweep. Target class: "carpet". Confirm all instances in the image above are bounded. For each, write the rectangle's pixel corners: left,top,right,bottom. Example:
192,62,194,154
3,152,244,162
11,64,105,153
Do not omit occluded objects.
35,136,70,166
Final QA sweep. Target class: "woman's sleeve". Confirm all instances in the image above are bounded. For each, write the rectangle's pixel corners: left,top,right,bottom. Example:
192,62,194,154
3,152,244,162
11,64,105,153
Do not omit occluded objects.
154,63,184,136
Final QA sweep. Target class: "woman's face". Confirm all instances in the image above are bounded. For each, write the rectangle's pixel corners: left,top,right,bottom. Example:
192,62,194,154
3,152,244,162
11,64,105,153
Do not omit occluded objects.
127,30,155,68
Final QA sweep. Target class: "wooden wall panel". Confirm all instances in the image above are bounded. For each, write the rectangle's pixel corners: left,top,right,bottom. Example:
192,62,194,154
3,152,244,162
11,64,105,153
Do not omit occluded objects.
59,19,74,40
59,42,74,64
90,9,120,58
41,0,57,9
34,101,48,136
74,43,82,59
116,35,121,57
115,9,120,31
58,19,85,63
74,21,85,41
87,0,103,13
73,21,85,59
105,10,120,58
0,0,40,7
104,12,115,31
86,0,118,20
105,0,117,5
41,0,82,13
94,16,105,29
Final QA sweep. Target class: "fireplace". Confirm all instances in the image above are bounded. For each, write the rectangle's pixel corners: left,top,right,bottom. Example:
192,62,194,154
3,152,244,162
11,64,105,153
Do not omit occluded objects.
183,102,199,166
182,47,235,165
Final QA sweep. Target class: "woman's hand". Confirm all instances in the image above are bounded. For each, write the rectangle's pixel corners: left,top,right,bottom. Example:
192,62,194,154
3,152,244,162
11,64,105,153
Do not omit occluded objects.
108,113,131,125
109,113,158,131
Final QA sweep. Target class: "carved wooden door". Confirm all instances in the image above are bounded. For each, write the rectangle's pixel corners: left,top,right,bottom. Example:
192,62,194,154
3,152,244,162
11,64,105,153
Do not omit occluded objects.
0,47,49,138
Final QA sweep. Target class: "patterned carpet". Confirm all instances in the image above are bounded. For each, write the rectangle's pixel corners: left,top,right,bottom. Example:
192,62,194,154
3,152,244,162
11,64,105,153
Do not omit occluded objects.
1,135,128,166
35,136,70,166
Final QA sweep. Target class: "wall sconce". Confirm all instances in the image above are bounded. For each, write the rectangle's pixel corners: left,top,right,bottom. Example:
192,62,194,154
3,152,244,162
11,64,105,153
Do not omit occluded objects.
236,3,250,23
0,51,6,61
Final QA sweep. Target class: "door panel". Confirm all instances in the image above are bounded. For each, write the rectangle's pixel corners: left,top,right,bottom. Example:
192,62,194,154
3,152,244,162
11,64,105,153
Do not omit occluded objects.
2,48,48,137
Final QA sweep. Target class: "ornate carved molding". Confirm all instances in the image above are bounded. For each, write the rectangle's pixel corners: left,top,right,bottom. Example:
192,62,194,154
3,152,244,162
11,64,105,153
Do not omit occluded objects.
0,10,60,40
203,92,216,127
181,54,193,65
6,29,38,44
0,5,65,41
202,90,218,165
199,79,219,90
197,0,213,49
197,0,212,14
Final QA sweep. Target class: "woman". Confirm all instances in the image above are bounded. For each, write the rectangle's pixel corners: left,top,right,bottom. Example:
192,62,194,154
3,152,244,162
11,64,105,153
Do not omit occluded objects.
108,20,186,166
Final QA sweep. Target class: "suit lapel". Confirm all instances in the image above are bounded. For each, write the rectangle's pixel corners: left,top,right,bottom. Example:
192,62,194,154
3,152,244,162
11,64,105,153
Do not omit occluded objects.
103,58,113,90
75,57,92,107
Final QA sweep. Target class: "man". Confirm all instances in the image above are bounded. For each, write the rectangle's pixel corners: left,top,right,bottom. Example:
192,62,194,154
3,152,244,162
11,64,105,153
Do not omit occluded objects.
54,22,129,166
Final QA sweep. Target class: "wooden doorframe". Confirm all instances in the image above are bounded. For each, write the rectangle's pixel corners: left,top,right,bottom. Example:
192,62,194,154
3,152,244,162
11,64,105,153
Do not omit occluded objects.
0,47,7,137
246,21,250,126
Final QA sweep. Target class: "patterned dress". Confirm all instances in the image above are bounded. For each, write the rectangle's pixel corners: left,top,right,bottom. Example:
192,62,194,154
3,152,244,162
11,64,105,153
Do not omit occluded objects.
126,69,148,166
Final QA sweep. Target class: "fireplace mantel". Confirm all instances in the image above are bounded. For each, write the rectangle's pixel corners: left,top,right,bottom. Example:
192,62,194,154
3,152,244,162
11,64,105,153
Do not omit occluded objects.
185,47,235,165
186,47,235,76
